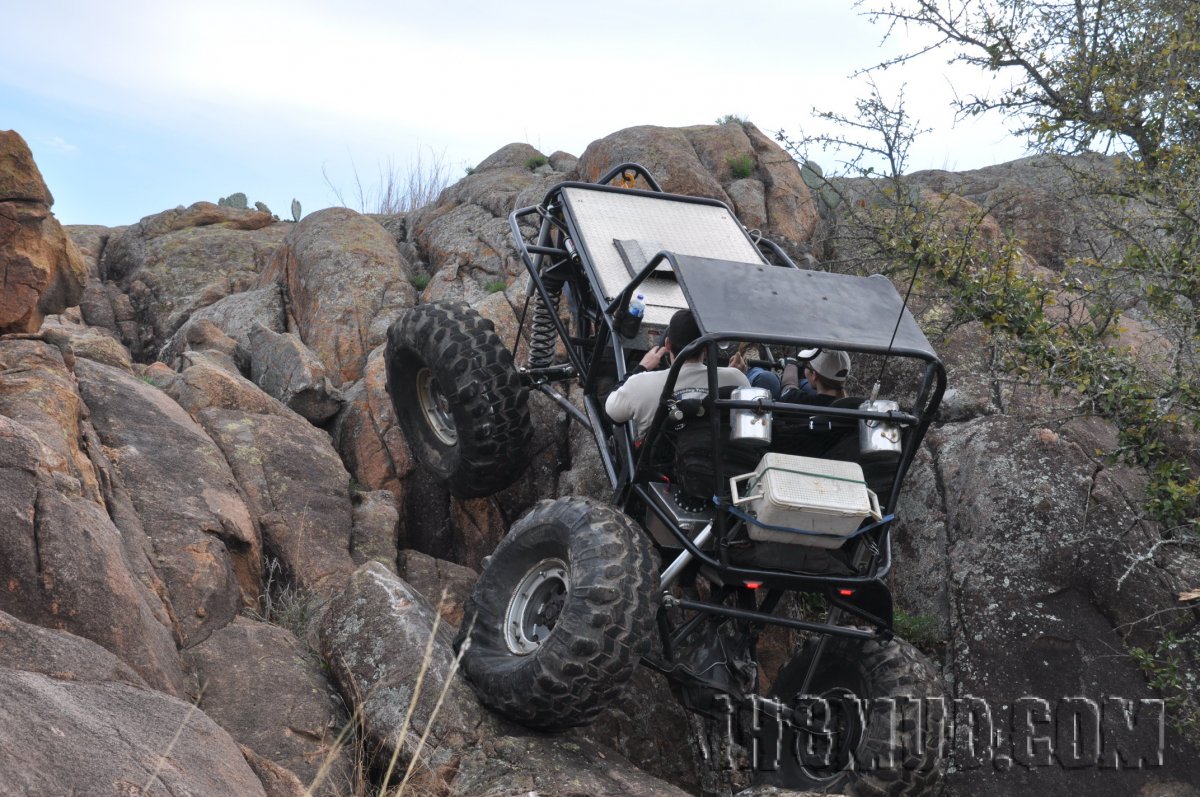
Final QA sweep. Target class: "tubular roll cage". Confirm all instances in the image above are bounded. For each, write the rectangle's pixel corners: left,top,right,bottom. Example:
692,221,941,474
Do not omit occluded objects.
508,163,946,645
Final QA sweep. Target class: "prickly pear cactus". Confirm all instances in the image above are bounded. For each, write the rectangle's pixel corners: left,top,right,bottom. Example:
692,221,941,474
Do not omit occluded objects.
218,192,249,210
290,198,301,222
254,201,272,214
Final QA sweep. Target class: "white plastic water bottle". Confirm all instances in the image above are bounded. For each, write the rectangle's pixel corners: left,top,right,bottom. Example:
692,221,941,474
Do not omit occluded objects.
621,292,646,337
629,292,645,320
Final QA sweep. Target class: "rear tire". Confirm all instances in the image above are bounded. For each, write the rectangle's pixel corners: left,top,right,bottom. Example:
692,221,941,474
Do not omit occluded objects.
384,301,532,498
456,497,659,730
754,636,946,795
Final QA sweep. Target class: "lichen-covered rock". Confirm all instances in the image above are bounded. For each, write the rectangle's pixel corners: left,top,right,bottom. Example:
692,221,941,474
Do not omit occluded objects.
175,319,247,374
203,408,356,596
0,343,185,693
258,207,416,384
894,415,1200,794
74,357,262,648
0,610,147,687
65,224,125,280
163,360,357,597
100,203,287,360
0,668,268,796
406,146,566,304
574,123,819,249
0,131,88,333
248,321,342,423
318,563,693,797
351,489,399,573
332,343,413,502
186,616,354,796
159,284,285,368
319,563,495,791
396,548,476,628
240,745,310,797
38,314,134,372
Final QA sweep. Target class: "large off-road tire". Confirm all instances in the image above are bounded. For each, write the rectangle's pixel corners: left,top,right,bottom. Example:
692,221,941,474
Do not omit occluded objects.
755,636,946,795
455,497,660,730
384,301,532,498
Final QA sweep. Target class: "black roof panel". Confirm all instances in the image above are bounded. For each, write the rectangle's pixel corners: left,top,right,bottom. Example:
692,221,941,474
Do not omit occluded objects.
669,254,939,362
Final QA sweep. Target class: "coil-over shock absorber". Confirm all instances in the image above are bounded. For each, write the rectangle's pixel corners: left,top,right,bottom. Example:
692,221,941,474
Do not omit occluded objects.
527,273,564,369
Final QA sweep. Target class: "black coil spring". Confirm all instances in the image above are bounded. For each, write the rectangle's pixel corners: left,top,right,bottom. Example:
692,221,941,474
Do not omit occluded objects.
527,278,564,369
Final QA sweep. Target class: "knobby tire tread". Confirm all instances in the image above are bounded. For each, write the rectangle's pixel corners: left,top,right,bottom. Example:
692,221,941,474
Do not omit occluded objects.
456,498,660,730
384,301,532,498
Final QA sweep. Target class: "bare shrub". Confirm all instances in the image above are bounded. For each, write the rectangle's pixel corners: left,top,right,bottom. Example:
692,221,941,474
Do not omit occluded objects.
325,147,453,215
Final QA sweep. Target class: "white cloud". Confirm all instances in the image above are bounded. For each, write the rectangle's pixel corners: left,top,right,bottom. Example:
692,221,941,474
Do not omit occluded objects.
44,136,79,154
2,0,1030,224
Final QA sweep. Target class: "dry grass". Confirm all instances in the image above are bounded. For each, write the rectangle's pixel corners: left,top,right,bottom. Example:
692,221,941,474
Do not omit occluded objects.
324,147,454,215
301,591,469,797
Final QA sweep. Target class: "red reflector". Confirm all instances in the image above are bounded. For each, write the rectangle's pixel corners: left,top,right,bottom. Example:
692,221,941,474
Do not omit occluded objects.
837,588,855,597
744,581,762,590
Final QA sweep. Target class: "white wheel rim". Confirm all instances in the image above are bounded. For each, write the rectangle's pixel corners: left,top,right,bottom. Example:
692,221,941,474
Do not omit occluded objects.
504,558,569,655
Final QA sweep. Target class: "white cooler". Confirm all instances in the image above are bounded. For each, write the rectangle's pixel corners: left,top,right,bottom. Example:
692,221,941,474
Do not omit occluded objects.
729,453,882,549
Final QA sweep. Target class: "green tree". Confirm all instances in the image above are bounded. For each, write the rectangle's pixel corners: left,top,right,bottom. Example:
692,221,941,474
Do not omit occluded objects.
860,0,1200,526
865,0,1200,167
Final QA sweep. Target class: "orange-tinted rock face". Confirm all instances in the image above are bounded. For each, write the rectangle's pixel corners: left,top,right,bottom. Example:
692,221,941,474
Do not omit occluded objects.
0,131,87,333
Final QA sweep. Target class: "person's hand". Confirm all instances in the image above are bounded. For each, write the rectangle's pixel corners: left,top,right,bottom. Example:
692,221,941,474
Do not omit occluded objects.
639,345,669,371
728,351,747,373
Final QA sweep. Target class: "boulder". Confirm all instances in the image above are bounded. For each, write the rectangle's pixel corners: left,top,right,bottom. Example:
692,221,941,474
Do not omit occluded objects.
0,130,88,333
396,548,476,628
319,563,496,792
185,616,355,796
318,562,692,797
257,207,416,384
175,319,247,374
907,153,1125,274
577,125,730,199
0,343,185,693
0,609,146,687
351,489,400,573
448,735,696,797
574,123,818,247
163,360,357,597
202,404,358,597
332,344,413,502
158,284,285,368
248,321,343,423
164,357,288,416
74,357,262,648
38,314,134,372
65,224,125,280
240,745,311,797
894,415,1200,795
407,146,566,304
0,668,267,796
99,203,287,360
0,339,101,500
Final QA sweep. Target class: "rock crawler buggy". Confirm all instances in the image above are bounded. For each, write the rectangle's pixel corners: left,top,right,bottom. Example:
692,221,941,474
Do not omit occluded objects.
385,164,948,794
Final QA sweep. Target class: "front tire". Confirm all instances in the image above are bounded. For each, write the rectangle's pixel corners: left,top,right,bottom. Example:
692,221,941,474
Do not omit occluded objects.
384,301,532,498
755,636,946,795
456,498,659,730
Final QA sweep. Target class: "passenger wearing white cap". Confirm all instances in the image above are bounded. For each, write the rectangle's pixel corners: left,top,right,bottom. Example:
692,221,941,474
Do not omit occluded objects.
780,348,851,405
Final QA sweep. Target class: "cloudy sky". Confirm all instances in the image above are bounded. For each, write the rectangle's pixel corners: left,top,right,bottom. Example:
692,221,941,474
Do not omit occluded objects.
3,0,1029,227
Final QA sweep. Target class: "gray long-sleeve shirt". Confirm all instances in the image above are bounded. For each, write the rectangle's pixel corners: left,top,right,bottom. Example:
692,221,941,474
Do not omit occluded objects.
604,360,749,439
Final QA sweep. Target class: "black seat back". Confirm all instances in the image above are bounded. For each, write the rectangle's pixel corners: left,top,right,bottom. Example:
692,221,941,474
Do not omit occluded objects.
771,396,865,459
671,386,764,502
